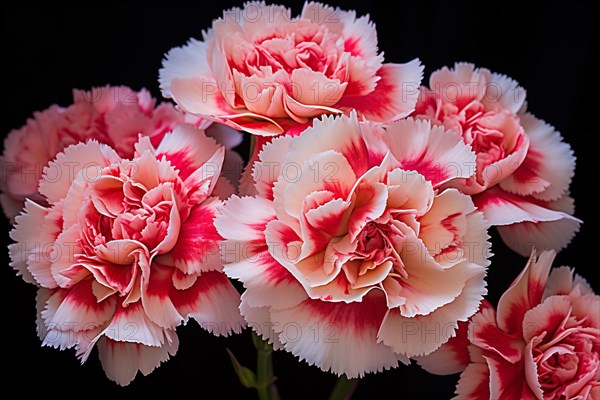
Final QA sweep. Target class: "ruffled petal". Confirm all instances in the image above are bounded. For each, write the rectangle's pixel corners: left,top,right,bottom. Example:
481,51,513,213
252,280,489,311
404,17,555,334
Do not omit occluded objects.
521,295,572,343
481,72,526,113
283,111,373,177
474,187,579,226
169,197,223,275
155,124,224,184
484,192,581,256
486,356,539,400
415,302,494,376
240,302,283,350
500,113,574,201
270,292,407,378
39,140,120,203
169,76,285,136
415,320,471,375
470,304,522,363
159,38,211,98
252,135,292,200
428,63,488,104
9,200,54,286
104,302,167,347
171,270,245,336
496,250,554,336
97,335,178,386
378,270,487,357
453,362,491,400
386,118,477,188
336,61,424,122
215,196,308,309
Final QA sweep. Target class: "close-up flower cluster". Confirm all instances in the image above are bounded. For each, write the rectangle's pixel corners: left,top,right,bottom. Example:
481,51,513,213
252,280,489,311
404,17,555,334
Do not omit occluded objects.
2,1,596,399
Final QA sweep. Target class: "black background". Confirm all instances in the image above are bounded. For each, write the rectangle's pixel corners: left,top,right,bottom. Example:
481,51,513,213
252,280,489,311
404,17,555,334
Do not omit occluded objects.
1,1,597,399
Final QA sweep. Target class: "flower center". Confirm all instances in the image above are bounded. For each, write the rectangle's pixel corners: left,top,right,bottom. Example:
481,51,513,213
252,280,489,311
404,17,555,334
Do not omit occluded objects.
74,168,182,297
244,23,340,77
434,99,519,186
355,222,391,259
537,346,580,392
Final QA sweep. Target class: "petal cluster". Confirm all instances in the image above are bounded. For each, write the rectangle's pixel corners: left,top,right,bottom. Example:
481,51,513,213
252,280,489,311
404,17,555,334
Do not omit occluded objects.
160,1,423,136
9,126,244,385
421,251,599,400
1,86,183,220
415,63,579,255
216,112,491,377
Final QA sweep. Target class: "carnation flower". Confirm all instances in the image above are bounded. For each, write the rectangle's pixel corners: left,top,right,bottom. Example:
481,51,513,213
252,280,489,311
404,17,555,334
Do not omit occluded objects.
414,63,580,255
420,250,599,399
215,112,491,377
1,86,182,220
160,1,423,136
9,125,244,385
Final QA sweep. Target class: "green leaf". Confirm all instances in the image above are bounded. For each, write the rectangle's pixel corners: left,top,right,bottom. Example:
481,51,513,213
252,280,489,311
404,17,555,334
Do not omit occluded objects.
226,348,257,389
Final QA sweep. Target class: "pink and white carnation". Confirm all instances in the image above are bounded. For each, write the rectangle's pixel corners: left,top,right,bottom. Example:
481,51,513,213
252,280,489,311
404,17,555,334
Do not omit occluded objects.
1,86,183,220
215,112,491,378
9,125,244,386
414,63,580,255
421,250,599,399
159,1,423,136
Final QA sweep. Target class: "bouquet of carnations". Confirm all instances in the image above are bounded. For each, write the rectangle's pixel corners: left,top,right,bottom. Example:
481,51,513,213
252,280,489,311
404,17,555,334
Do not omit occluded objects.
2,2,597,399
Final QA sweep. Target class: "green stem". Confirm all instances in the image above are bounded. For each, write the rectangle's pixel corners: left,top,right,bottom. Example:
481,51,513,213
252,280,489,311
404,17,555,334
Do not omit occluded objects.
249,134,257,159
253,332,279,400
328,375,359,400
256,347,271,400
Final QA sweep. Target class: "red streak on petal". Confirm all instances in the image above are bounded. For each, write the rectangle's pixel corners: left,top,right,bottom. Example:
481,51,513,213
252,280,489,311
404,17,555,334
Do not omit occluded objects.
401,157,449,188
341,137,370,177
504,300,531,337
477,324,522,362
513,149,542,184
335,65,409,122
447,320,472,367
145,263,173,299
67,279,113,311
344,37,361,57
162,150,195,181
171,270,227,309
260,246,297,285
307,292,386,331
